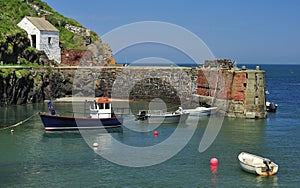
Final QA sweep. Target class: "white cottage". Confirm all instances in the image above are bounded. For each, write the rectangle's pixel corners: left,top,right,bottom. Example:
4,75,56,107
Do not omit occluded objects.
18,16,61,63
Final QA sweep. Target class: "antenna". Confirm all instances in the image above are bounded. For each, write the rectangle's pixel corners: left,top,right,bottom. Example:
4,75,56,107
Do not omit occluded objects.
105,81,109,100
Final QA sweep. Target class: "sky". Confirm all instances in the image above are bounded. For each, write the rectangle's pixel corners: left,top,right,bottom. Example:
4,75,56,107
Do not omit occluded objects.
44,0,300,64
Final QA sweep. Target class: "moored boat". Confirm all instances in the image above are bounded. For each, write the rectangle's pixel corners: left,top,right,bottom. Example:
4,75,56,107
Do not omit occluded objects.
136,107,189,124
266,101,278,112
39,98,123,131
238,152,279,176
183,106,217,116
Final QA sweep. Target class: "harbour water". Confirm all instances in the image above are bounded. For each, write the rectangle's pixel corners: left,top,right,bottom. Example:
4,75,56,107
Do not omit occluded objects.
0,64,300,187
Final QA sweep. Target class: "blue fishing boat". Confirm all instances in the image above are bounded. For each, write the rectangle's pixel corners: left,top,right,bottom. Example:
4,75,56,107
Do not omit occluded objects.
39,98,123,131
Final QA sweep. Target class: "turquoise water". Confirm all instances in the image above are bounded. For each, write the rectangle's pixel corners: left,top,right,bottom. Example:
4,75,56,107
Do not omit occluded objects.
1,65,300,187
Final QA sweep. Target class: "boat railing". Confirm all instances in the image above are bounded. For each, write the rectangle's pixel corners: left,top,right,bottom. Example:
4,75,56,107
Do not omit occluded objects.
74,107,131,117
112,107,131,115
137,110,166,115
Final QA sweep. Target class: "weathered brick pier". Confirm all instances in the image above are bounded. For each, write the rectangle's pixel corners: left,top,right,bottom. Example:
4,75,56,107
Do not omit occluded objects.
196,60,266,118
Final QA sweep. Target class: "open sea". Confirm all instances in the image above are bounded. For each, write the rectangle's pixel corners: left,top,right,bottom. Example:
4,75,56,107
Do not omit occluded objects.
0,64,300,187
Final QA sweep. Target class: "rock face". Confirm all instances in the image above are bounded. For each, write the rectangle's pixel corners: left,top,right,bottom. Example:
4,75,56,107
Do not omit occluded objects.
0,69,34,105
61,40,113,66
0,68,73,106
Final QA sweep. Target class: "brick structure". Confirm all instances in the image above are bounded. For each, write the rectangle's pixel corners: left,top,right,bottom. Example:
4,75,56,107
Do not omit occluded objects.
197,61,266,118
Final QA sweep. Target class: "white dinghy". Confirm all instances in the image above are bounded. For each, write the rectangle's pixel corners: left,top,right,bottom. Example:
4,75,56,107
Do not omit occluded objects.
238,152,279,176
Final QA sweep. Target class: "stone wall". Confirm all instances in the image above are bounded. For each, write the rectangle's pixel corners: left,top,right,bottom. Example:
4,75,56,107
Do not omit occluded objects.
72,66,198,106
0,65,267,118
65,24,86,36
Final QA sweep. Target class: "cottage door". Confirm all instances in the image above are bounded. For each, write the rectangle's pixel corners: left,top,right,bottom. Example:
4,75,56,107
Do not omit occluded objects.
31,35,36,48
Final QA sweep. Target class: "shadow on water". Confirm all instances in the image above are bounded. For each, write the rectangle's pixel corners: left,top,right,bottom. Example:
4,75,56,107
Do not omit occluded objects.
220,118,268,151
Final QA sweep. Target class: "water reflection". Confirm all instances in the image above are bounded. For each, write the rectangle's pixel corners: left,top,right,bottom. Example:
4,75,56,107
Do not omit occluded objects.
256,176,278,187
0,103,45,127
220,118,268,152
42,127,123,141
210,164,218,187
240,171,278,187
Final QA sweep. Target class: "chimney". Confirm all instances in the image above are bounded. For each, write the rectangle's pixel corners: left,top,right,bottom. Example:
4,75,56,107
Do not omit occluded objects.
42,14,47,20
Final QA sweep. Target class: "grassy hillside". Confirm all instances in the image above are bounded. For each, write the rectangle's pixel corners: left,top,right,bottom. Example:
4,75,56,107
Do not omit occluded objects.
0,0,99,51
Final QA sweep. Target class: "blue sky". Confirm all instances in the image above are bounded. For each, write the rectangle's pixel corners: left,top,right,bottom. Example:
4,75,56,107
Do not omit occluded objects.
44,0,300,64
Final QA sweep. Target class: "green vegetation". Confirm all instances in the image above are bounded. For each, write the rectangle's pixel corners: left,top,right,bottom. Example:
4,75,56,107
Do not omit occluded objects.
18,58,39,67
0,69,13,78
0,0,100,65
15,69,30,79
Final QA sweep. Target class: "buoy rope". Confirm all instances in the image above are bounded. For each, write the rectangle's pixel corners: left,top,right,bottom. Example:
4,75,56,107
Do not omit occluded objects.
0,112,39,131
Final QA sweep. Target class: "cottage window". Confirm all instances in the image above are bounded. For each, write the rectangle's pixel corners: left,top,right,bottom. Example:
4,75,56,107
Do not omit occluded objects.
48,37,52,45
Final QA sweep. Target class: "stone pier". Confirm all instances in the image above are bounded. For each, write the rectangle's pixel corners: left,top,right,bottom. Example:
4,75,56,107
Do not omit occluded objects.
71,62,266,118
196,60,266,118
0,60,267,118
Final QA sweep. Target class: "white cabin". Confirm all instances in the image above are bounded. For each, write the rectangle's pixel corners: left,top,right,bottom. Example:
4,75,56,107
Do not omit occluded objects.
89,98,112,119
17,16,61,63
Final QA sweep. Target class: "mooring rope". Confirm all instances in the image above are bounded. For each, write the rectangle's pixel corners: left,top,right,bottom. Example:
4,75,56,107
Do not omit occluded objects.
0,112,39,131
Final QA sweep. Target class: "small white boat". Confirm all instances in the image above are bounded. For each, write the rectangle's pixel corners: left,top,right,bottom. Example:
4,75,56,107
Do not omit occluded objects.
136,107,189,124
238,152,279,176
183,106,217,116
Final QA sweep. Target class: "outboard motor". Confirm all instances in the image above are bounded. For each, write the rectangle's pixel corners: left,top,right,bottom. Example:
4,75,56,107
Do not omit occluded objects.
136,110,147,121
175,107,183,114
266,102,278,112
263,158,272,172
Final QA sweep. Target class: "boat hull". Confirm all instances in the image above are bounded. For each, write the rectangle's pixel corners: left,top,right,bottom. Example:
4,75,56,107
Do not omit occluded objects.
137,113,189,124
183,107,217,116
39,113,123,131
146,113,189,124
238,152,279,176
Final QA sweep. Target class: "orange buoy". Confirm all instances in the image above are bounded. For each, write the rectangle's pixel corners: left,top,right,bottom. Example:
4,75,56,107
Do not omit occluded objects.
154,131,158,136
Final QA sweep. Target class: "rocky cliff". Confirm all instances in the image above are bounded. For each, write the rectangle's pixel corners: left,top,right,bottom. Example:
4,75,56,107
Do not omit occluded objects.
0,68,73,106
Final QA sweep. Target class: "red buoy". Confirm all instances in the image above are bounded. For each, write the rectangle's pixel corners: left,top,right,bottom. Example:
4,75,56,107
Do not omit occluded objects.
210,158,218,166
154,131,158,136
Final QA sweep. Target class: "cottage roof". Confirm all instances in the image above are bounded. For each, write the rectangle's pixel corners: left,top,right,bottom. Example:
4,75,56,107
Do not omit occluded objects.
25,16,59,32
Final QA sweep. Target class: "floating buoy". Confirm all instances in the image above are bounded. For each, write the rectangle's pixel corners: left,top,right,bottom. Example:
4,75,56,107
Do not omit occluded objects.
92,142,99,147
10,129,14,133
210,158,218,166
154,131,158,136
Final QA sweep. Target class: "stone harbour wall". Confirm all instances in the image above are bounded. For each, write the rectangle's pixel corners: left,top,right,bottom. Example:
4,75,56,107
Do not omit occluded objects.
72,66,198,106
0,65,267,118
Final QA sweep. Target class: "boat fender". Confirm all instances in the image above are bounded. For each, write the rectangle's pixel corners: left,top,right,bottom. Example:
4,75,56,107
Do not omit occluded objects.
50,109,56,115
